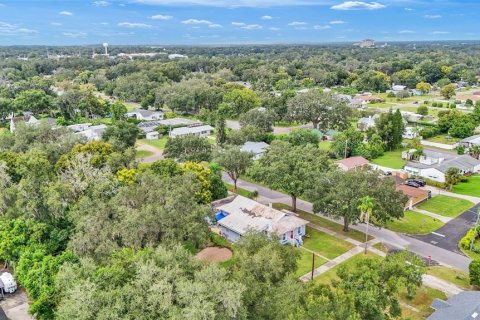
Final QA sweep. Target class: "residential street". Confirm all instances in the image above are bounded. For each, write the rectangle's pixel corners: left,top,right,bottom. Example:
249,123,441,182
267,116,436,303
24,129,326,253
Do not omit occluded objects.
223,174,472,271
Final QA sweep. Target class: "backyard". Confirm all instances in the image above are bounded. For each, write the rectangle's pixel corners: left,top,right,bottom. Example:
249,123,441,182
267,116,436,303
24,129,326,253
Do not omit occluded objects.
453,175,480,197
294,248,327,278
303,226,354,260
417,195,473,218
384,210,444,235
135,150,154,158
425,134,460,145
138,136,168,150
370,149,407,169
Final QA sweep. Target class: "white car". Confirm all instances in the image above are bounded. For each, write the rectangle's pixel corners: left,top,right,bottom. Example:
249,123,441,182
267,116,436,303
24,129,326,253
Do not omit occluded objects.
0,272,17,294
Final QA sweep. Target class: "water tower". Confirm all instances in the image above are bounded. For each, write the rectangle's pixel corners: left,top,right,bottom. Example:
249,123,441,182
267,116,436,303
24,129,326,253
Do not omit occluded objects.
103,43,109,55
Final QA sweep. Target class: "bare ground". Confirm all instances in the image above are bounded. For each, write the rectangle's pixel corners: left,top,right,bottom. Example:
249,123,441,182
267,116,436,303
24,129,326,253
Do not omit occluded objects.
196,247,233,263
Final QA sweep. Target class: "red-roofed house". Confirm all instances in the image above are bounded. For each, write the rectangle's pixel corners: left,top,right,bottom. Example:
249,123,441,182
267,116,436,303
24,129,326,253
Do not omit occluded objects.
336,156,370,171
395,184,429,210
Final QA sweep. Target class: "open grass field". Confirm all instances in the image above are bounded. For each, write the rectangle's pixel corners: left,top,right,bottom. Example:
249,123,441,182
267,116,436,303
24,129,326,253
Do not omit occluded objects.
370,149,407,169
139,137,168,150
294,248,327,278
303,226,354,260
135,150,154,158
453,175,480,197
427,266,473,290
367,102,392,108
384,210,444,235
425,134,460,145
273,203,371,242
318,141,331,151
417,195,473,218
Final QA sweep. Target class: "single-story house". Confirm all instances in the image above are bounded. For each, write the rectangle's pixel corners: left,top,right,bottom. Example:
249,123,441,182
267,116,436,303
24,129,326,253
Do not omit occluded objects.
75,124,107,141
213,195,309,246
353,93,382,104
404,150,480,183
9,114,57,133
336,156,369,171
391,84,407,92
402,127,418,140
169,125,214,138
460,134,480,150
126,109,164,121
137,118,201,134
240,141,269,160
427,291,480,320
395,184,429,210
67,123,93,132
146,131,159,140
357,114,379,131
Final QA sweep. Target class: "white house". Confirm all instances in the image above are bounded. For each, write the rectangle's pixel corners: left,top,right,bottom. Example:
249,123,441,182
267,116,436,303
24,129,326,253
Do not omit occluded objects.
460,134,480,150
126,109,164,121
240,141,269,160
137,118,200,134
404,149,480,182
10,114,57,133
67,123,93,132
146,131,159,140
391,84,407,92
213,196,309,246
403,127,418,139
169,125,213,138
75,124,107,141
357,115,379,131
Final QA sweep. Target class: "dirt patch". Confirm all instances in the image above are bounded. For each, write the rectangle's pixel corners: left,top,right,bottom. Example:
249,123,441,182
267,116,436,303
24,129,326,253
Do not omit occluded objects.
196,247,233,263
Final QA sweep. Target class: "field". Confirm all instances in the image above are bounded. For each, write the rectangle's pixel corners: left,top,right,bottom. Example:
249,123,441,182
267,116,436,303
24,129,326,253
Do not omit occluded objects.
273,203,371,242
417,195,473,217
425,135,460,145
427,266,473,290
318,141,331,151
135,150,154,158
384,210,444,235
139,137,168,150
303,226,354,260
453,175,480,197
294,249,327,278
370,149,407,169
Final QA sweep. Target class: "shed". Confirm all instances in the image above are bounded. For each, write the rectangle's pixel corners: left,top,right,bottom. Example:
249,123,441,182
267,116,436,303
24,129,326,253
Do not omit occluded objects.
146,131,159,140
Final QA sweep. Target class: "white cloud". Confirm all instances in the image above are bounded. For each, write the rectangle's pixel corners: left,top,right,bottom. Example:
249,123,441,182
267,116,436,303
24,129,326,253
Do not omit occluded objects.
50,22,62,26
240,24,263,30
399,30,415,34
93,1,110,6
331,1,385,10
431,31,450,35
118,22,153,28
134,0,338,7
62,32,87,38
59,11,73,16
209,23,223,28
182,19,213,25
232,22,246,26
329,20,345,24
313,25,331,30
424,14,442,19
151,14,173,20
0,22,37,35
100,22,109,25
288,21,307,26
269,27,280,31
261,15,273,20
405,7,413,11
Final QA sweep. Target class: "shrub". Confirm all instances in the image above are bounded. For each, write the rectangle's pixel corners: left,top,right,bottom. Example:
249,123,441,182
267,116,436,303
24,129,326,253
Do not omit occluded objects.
470,260,480,286
424,178,446,189
457,145,465,155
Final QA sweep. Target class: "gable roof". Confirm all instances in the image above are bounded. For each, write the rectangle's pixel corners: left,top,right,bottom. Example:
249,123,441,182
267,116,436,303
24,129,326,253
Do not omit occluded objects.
170,125,214,135
336,156,369,169
428,291,480,320
461,134,480,143
396,184,429,199
127,109,163,117
241,141,269,155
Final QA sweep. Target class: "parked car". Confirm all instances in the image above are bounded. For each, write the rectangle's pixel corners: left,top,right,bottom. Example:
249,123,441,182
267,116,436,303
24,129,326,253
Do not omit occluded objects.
406,179,426,187
0,272,17,294
405,181,421,188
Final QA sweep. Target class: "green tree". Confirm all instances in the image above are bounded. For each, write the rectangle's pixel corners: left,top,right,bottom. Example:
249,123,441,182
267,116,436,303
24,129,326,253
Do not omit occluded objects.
417,105,428,116
441,84,456,100
445,167,461,191
13,89,53,114
283,128,320,146
308,169,407,231
102,121,140,150
215,117,227,146
164,135,212,163
248,141,330,211
331,128,364,158
416,82,431,94
469,259,480,287
222,88,260,117
149,159,181,178
215,146,253,189
287,90,352,130
376,109,405,151
358,196,374,254
239,108,275,133
110,101,128,122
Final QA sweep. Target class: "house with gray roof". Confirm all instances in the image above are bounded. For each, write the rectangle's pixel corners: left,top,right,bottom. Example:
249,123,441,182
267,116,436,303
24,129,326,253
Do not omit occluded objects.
404,149,480,182
357,114,379,131
126,109,164,121
428,291,480,320
169,125,213,138
213,195,308,246
240,141,269,160
460,134,480,150
137,118,200,133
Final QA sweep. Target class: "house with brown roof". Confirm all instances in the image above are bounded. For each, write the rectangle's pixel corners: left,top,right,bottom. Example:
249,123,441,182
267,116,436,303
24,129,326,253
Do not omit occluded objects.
336,156,370,171
395,184,429,210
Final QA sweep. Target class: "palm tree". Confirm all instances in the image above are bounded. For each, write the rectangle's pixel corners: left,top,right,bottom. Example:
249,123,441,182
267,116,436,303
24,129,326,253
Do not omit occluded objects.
470,145,480,160
358,196,375,254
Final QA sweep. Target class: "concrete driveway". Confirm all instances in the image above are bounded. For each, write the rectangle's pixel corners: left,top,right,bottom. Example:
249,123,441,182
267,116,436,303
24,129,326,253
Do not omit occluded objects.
411,203,479,254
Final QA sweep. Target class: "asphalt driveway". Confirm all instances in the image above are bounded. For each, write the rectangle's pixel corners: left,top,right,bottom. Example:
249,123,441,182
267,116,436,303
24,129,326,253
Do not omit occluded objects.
411,203,480,254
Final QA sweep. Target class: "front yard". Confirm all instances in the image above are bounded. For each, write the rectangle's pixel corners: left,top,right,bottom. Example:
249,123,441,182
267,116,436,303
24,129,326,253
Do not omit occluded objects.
453,175,480,197
139,137,168,150
425,134,460,145
417,195,473,218
303,226,354,260
384,210,444,235
294,248,327,278
135,150,154,158
370,149,407,169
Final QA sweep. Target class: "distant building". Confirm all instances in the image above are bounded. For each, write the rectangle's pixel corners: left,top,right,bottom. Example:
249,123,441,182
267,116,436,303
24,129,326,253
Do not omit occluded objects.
74,124,107,141
169,125,214,138
137,118,201,134
402,127,418,139
336,156,369,171
126,109,164,121
357,114,379,131
240,141,269,160
355,39,375,48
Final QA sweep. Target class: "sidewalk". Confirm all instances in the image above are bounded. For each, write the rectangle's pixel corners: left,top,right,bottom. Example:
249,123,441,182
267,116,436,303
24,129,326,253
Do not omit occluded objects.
425,185,480,204
411,208,452,223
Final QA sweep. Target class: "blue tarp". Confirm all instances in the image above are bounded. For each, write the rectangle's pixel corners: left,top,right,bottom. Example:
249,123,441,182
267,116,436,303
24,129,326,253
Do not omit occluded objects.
215,212,227,221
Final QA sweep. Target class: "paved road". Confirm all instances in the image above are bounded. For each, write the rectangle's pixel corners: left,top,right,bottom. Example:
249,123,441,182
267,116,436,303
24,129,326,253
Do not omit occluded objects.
223,174,472,271
412,203,479,253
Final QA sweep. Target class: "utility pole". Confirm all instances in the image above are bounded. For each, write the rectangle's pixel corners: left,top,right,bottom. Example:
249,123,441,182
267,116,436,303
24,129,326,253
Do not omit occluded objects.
311,253,315,280
344,139,349,159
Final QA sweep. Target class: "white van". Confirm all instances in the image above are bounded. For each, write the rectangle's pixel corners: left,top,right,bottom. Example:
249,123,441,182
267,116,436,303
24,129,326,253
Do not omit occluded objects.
0,272,17,294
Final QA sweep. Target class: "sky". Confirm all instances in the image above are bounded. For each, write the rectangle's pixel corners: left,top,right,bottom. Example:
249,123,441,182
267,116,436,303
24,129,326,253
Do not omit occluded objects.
0,0,479,45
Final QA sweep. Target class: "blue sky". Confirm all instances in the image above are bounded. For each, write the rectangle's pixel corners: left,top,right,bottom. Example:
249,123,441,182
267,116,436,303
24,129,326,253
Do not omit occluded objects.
0,0,479,45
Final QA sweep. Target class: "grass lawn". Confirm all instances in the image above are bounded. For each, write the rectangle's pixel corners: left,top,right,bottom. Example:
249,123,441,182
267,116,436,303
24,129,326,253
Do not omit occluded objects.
318,141,331,151
425,134,460,145
139,137,168,150
303,226,354,260
273,203,371,242
427,266,473,290
135,150,154,158
313,251,381,285
294,248,327,278
367,102,392,108
417,195,474,218
224,183,255,199
384,210,444,235
372,242,388,253
453,175,480,197
398,285,447,319
370,149,407,169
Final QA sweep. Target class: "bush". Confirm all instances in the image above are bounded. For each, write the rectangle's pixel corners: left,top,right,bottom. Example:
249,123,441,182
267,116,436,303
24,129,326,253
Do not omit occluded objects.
417,105,428,116
457,145,465,155
419,126,440,139
470,260,480,286
424,178,446,189
460,227,480,251
387,92,396,98
432,102,437,107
